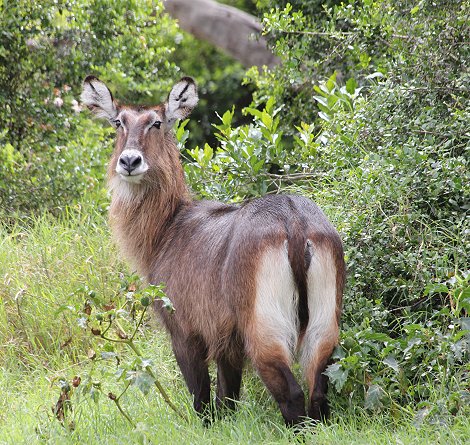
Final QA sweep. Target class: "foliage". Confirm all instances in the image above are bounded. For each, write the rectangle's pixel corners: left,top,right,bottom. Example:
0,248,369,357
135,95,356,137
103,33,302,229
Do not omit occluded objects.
182,98,301,200
328,273,469,417
57,278,185,428
180,0,470,417
1,209,469,442
252,0,469,131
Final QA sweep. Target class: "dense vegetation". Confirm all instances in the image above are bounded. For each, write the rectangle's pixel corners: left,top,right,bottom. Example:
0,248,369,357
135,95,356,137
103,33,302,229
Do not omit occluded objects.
1,0,468,443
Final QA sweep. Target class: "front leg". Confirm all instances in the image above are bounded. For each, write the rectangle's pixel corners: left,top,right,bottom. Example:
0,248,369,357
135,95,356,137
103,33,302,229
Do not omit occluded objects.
172,335,211,419
216,354,243,412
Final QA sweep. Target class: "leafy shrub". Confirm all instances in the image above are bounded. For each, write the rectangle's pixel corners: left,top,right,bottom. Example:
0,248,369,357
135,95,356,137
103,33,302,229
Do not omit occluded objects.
180,0,469,417
328,272,469,417
252,0,469,131
60,278,185,428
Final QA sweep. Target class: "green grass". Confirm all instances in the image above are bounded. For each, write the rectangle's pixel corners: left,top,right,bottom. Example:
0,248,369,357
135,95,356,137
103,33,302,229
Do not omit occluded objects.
1,206,468,444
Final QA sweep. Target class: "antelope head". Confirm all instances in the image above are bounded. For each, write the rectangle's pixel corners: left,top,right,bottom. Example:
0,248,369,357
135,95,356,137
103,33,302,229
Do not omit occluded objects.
80,76,198,189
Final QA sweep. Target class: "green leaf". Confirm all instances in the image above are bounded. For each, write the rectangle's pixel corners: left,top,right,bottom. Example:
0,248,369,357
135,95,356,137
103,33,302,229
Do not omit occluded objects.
221,108,234,126
244,107,263,120
249,155,258,168
175,119,189,144
346,78,357,94
203,143,213,165
144,284,166,299
382,355,400,373
424,283,448,296
460,317,470,332
133,371,155,395
323,363,348,391
326,72,337,91
364,384,386,410
313,96,329,108
261,111,273,130
327,94,339,109
265,96,275,114
318,111,331,122
253,159,265,173
161,296,175,313
361,332,392,342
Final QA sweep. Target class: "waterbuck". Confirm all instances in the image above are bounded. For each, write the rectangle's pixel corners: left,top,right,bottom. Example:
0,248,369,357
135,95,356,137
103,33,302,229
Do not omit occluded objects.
81,76,345,425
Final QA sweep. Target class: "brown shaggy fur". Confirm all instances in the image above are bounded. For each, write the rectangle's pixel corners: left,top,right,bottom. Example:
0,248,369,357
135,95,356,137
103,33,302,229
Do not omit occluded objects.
82,76,345,426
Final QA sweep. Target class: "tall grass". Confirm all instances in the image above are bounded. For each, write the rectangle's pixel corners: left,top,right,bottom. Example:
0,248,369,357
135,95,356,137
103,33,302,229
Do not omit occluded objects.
0,207,118,370
0,206,468,444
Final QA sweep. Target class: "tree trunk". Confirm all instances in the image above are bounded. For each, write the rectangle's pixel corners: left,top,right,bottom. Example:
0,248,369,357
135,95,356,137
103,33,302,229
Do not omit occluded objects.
163,0,279,68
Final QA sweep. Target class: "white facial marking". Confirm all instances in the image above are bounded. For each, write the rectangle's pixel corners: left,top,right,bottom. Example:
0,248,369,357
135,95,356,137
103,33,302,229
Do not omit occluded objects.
143,110,159,133
108,175,145,204
116,148,149,182
115,110,127,131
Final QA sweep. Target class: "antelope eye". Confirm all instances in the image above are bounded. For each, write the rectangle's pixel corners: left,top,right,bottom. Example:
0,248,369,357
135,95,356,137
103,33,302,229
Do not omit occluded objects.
152,121,162,129
113,119,122,128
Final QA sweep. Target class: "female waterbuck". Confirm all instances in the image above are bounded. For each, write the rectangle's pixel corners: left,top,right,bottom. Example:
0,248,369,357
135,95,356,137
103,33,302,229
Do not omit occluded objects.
81,76,345,425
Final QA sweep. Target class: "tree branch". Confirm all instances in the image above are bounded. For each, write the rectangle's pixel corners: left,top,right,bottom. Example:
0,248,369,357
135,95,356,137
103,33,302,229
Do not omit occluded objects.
163,0,279,68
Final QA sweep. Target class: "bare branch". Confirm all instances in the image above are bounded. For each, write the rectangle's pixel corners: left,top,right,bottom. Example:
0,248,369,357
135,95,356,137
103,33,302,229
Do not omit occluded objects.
163,0,279,68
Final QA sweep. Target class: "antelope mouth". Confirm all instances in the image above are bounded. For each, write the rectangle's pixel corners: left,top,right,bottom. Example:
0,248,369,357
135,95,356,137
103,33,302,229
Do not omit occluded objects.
118,172,145,184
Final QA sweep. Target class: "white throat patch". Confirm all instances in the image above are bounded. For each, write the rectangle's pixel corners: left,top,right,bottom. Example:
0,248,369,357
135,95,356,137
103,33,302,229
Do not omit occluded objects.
109,175,146,205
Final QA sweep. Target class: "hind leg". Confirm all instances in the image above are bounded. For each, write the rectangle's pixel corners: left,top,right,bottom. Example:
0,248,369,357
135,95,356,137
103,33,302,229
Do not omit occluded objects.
248,245,306,425
216,355,243,411
302,338,336,421
251,346,306,426
172,335,211,418
301,244,341,422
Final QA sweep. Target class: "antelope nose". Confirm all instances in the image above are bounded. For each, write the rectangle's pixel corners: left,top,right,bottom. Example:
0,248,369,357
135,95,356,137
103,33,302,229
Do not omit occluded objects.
119,153,142,174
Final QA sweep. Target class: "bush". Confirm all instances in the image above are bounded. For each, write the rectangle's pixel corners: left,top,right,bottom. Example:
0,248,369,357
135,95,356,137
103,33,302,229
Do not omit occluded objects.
180,0,469,416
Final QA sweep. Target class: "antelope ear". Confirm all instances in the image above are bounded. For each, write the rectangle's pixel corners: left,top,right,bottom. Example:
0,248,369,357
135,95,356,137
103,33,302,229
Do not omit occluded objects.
81,75,118,121
165,77,198,127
